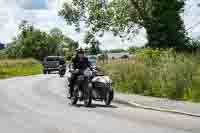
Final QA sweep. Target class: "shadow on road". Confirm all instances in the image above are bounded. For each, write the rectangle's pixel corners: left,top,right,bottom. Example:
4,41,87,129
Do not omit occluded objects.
72,103,118,109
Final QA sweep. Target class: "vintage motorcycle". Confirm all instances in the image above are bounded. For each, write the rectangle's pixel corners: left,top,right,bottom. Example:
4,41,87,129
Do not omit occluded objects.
69,68,93,106
68,66,114,106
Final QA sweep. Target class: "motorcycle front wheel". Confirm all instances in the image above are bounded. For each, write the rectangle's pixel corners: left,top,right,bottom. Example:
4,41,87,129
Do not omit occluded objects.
84,96,92,107
84,84,92,107
70,86,78,105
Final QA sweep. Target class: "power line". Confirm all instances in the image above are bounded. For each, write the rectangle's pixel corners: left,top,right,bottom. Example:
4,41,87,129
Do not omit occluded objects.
186,21,200,31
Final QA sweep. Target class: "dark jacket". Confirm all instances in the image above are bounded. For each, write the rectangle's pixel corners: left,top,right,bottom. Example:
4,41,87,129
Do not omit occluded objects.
72,56,91,70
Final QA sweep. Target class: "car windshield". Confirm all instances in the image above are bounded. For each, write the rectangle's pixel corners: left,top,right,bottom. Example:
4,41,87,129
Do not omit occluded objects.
46,57,60,62
88,56,97,65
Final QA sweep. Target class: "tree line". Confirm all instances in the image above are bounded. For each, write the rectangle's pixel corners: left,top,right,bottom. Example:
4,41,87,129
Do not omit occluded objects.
0,20,79,60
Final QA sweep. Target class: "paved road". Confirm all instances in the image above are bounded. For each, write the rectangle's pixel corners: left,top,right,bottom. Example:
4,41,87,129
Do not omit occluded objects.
0,74,199,133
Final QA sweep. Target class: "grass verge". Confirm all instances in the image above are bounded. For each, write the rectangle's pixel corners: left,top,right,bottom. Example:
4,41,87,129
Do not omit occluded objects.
0,58,42,79
100,49,200,102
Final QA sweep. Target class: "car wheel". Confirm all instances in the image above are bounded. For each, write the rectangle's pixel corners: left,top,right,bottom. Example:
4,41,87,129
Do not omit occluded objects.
43,70,47,74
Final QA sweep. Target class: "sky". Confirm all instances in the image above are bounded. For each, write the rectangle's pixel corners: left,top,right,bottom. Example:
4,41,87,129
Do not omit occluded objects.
0,0,200,49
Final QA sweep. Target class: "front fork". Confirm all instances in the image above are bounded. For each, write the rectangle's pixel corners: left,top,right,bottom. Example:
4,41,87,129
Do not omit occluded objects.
83,79,92,99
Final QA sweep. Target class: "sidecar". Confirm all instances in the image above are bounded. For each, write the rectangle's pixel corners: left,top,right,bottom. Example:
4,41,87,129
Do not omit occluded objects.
91,75,114,105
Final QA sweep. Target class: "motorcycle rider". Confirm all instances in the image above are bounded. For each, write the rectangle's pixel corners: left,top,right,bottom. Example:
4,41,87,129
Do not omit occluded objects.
68,48,92,98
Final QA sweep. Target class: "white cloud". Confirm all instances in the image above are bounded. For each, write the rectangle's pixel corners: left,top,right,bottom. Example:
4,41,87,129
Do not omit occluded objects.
0,17,18,42
184,0,200,38
0,0,20,43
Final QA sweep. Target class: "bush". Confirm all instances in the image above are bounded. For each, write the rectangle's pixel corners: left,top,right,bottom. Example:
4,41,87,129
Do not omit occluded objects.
101,48,200,102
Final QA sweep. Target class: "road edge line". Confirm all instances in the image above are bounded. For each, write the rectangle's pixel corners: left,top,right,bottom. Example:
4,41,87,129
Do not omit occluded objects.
114,98,200,118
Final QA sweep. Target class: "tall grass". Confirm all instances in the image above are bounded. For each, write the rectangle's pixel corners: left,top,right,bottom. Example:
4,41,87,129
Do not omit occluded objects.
0,58,42,79
101,49,200,102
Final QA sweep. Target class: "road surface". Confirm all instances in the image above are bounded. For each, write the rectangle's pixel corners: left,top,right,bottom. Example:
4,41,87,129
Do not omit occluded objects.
0,74,199,133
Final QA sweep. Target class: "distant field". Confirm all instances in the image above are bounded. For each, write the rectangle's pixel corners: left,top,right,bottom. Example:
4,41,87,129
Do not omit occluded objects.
0,58,42,79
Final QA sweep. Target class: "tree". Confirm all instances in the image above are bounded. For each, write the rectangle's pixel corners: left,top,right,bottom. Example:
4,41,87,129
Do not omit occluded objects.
84,31,101,55
88,42,101,55
109,49,126,53
6,21,77,60
59,0,188,48
64,36,79,52
63,36,79,60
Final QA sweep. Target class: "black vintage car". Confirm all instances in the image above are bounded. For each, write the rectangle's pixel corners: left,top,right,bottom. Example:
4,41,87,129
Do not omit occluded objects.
43,56,66,76
0,42,5,50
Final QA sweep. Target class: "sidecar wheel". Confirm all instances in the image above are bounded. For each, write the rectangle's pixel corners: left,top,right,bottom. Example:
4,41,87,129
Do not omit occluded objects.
105,90,114,106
